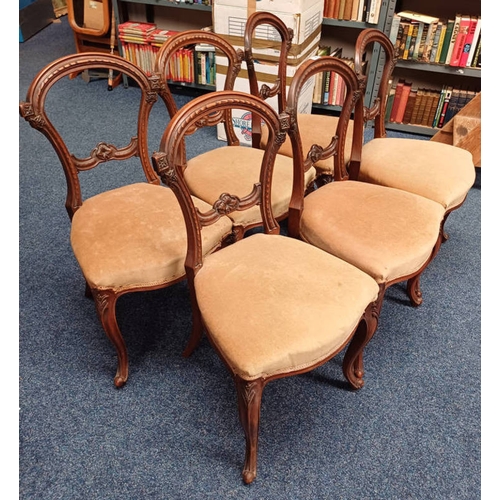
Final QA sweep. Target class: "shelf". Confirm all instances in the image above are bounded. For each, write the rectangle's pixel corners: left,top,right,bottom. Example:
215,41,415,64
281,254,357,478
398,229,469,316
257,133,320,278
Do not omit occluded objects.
385,122,437,137
322,18,374,30
117,0,211,11
395,60,481,78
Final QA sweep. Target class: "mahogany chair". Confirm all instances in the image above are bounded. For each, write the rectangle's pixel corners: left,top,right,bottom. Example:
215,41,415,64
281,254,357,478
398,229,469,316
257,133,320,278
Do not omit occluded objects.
286,56,446,371
352,28,476,243
19,53,233,387
154,29,315,242
152,90,380,484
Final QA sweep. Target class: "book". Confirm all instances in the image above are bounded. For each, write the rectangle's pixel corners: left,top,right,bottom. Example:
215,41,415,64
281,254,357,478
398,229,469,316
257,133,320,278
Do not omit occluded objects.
389,14,402,44
437,86,454,128
438,20,455,64
449,15,470,67
410,88,425,124
395,81,412,123
425,89,441,127
323,69,332,105
411,22,425,60
417,23,430,60
415,89,431,125
429,21,444,63
422,20,439,62
434,20,448,63
389,79,405,122
343,0,354,20
402,87,417,124
366,0,382,24
431,86,447,128
459,16,478,67
395,20,410,58
443,88,461,124
445,14,462,65
406,21,420,60
471,34,481,68
338,0,347,19
351,0,361,22
466,17,481,67
384,80,397,122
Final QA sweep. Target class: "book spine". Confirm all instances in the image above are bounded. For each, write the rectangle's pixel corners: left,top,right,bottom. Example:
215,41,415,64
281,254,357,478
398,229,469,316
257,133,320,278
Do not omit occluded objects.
449,16,470,67
445,15,462,65
466,17,481,67
459,17,478,67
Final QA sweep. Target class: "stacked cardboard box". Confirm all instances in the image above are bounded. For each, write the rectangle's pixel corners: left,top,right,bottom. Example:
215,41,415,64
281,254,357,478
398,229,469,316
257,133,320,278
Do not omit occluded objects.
213,0,323,145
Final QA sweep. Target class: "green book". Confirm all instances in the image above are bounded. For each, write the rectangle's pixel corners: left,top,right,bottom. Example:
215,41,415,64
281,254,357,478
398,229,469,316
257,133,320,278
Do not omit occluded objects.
438,20,455,64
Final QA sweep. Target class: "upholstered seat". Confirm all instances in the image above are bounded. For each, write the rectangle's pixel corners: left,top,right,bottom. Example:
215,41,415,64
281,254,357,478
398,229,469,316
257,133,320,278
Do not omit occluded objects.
300,181,444,284
153,90,380,484
184,146,315,228
71,183,232,289
351,29,476,241
358,138,475,212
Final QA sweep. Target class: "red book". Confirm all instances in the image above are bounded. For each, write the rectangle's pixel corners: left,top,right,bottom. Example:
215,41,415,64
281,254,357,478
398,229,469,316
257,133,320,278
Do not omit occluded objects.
458,16,478,67
449,15,470,66
395,81,412,123
389,79,405,123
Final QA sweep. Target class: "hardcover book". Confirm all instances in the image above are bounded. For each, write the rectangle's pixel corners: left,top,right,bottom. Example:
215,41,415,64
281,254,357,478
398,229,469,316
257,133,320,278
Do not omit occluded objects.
449,15,471,67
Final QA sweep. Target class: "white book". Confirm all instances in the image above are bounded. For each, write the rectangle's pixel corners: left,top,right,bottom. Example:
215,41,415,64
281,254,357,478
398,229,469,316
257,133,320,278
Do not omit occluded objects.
466,17,481,67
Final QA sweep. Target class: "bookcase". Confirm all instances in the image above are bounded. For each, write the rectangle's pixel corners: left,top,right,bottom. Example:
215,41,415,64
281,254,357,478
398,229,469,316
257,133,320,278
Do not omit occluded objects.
383,0,481,136
111,0,214,93
110,0,481,137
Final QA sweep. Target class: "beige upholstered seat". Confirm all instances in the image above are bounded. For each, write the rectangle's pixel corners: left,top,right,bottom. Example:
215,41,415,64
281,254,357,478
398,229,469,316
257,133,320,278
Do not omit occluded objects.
155,29,314,241
19,53,232,387
286,54,445,345
153,90,380,484
352,28,475,241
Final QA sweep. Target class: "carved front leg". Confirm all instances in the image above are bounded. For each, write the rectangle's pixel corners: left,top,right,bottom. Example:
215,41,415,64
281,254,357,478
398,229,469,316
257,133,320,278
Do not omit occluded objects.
235,377,265,484
342,295,382,389
92,289,129,387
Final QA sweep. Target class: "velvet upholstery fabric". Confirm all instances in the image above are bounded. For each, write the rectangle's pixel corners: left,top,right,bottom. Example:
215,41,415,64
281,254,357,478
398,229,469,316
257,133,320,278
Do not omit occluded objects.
300,181,445,283
195,233,379,380
184,146,315,226
71,182,233,290
260,114,354,174
359,138,476,210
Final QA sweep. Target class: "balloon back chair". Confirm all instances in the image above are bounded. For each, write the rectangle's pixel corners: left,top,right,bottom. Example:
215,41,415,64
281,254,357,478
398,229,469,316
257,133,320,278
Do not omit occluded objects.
19,53,233,387
285,56,446,375
152,90,380,484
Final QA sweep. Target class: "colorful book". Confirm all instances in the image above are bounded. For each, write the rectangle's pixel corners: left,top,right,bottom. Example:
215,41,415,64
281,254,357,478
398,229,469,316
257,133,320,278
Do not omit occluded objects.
449,15,471,67
429,21,444,63
438,20,455,64
445,14,462,65
434,20,448,62
466,17,481,67
395,81,412,123
437,85,454,128
389,79,405,122
402,87,417,124
459,16,478,67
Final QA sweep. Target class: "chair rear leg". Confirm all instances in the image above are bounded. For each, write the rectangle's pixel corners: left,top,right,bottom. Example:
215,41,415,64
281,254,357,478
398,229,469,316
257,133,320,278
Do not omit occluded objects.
92,289,129,387
235,376,265,484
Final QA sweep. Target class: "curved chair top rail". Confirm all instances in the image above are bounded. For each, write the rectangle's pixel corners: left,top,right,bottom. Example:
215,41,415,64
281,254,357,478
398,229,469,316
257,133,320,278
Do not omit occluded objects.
354,28,397,138
66,0,111,37
286,55,361,185
243,11,293,148
19,52,165,218
154,30,244,148
153,90,289,270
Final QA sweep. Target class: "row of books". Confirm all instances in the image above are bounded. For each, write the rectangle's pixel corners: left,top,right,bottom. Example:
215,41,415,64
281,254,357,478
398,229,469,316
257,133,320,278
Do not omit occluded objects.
323,0,382,24
390,11,481,68
165,0,212,5
312,46,353,106
118,21,216,85
386,79,478,129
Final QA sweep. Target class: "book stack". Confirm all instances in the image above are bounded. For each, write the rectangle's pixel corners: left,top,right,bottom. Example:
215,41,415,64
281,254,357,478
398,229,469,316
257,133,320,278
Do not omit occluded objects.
323,0,383,24
118,22,157,76
389,11,481,68
385,79,479,129
118,21,214,85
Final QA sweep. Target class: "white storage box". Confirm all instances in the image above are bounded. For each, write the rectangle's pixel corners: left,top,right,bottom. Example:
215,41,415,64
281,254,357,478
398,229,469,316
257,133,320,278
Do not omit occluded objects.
216,56,316,145
212,0,323,65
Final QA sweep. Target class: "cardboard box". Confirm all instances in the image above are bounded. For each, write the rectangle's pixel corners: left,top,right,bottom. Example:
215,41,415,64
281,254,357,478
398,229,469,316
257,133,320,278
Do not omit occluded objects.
216,56,316,145
213,0,323,65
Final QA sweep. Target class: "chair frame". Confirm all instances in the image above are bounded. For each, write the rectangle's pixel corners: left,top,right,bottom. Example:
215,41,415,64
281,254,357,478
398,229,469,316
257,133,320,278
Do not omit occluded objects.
152,90,379,483
19,52,175,387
